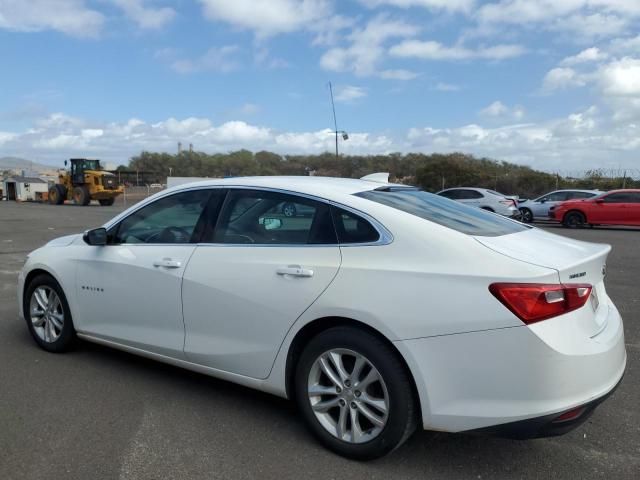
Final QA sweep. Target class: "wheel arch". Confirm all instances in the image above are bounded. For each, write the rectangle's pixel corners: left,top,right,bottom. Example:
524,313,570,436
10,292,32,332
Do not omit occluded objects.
284,316,422,420
23,268,63,303
563,209,587,223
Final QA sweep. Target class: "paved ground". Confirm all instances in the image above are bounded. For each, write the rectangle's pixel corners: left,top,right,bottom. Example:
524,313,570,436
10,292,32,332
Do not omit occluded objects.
0,201,638,480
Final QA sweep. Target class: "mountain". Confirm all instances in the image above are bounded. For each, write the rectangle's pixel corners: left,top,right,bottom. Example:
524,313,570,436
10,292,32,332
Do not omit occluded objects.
0,157,58,174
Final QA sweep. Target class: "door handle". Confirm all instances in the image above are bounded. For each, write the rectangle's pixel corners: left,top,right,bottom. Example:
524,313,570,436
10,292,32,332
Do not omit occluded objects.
276,265,314,278
153,258,182,269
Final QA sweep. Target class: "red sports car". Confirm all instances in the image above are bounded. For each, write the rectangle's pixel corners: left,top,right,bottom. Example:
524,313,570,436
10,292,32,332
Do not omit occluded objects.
549,189,640,227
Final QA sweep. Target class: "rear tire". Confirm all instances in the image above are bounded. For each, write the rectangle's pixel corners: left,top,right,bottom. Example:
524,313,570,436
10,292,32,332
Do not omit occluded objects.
294,326,419,460
73,186,90,206
563,211,586,228
99,198,115,206
23,274,76,353
48,185,66,205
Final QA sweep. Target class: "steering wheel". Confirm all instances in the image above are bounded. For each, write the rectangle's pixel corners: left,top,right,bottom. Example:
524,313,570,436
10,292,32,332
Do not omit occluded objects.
148,226,192,244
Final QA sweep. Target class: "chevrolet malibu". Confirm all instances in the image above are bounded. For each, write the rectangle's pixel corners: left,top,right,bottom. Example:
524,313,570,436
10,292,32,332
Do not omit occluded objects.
18,176,626,459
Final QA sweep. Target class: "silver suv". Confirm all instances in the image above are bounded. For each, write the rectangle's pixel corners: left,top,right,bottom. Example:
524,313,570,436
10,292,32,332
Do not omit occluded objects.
437,187,520,218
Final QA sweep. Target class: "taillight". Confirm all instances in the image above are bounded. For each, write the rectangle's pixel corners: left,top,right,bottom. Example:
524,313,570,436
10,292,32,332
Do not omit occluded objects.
489,283,592,324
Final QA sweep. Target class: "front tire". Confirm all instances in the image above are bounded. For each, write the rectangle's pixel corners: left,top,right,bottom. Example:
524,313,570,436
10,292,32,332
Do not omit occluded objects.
520,208,533,223
24,274,76,352
48,185,66,205
563,211,586,228
295,326,418,460
73,186,91,206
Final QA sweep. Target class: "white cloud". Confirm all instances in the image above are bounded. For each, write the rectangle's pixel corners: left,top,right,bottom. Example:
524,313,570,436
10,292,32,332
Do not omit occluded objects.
389,40,526,60
198,0,331,38
560,47,608,65
113,0,176,30
320,14,420,77
357,0,475,13
0,0,104,37
378,69,420,80
170,45,241,74
334,85,367,103
434,82,461,91
480,101,525,119
542,67,587,91
598,57,640,96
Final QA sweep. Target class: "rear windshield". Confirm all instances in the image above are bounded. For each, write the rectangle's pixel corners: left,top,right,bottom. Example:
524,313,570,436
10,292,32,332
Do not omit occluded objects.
355,189,529,237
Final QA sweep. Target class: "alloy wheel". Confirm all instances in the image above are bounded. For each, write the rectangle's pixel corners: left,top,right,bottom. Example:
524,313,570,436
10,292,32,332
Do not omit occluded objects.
29,286,64,343
307,348,389,444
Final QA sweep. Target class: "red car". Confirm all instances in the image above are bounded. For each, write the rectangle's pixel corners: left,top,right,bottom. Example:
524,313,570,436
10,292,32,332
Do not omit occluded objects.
549,189,640,227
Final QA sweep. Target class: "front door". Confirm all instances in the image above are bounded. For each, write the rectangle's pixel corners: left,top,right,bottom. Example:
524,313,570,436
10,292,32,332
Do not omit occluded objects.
75,188,214,357
592,193,628,224
182,189,341,379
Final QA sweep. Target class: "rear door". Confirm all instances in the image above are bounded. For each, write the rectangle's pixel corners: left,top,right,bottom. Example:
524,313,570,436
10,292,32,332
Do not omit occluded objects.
182,189,341,379
626,192,640,226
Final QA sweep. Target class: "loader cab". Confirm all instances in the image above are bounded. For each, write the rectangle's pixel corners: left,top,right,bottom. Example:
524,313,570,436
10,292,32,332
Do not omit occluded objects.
69,158,101,185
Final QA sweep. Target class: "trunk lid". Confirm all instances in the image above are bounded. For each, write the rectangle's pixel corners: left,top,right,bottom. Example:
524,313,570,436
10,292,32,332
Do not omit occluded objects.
474,227,610,336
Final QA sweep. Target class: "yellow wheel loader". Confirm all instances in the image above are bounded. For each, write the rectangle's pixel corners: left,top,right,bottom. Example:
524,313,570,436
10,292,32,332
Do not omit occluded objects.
49,158,123,206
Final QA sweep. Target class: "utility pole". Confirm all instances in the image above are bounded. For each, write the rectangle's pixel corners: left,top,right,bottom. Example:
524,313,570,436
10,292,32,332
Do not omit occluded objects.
327,82,348,160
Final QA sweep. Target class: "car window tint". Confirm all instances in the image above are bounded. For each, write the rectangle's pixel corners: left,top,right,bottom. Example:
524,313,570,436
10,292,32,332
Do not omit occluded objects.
629,193,640,203
214,190,337,245
331,207,379,244
603,193,630,203
465,190,483,199
113,190,211,244
356,189,529,237
437,190,455,199
546,192,568,201
571,192,596,199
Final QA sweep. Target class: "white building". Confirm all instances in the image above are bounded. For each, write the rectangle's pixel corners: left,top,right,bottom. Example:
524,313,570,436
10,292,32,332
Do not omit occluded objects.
2,176,49,201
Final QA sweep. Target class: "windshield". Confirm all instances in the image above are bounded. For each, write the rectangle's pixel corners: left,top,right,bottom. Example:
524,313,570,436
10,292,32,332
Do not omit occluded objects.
78,159,101,170
355,189,529,237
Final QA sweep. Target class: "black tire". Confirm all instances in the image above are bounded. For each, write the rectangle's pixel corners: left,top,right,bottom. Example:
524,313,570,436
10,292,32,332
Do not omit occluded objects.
563,211,586,228
282,202,297,217
294,326,419,460
48,185,66,205
99,198,115,206
520,208,533,223
23,274,76,353
73,186,91,206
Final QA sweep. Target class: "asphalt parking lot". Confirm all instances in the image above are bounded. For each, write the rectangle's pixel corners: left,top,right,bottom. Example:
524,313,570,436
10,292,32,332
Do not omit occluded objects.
0,201,638,480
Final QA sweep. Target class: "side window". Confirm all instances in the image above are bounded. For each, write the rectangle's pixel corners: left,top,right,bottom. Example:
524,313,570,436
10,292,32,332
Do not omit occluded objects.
603,193,628,203
571,192,595,199
465,190,483,199
629,193,640,203
112,190,211,244
547,192,568,202
438,190,456,199
214,190,337,245
332,207,380,244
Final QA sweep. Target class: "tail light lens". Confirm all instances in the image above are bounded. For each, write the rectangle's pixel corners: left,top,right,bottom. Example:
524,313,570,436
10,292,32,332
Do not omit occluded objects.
489,283,592,324
499,199,518,208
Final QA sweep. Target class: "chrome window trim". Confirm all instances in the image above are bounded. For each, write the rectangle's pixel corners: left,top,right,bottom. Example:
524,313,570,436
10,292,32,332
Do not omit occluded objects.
102,184,393,248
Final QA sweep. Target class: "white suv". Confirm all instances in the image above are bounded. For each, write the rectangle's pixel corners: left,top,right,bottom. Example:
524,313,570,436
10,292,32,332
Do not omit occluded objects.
437,187,520,218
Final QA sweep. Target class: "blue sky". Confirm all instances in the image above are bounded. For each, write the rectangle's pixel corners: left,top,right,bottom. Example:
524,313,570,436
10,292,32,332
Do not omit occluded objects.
1,0,640,172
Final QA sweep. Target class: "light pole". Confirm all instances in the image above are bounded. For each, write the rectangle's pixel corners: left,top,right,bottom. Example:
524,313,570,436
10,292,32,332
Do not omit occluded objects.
328,82,348,160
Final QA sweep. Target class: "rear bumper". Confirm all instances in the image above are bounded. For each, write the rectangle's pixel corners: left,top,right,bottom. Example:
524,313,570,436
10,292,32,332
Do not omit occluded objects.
396,296,626,433
468,371,624,439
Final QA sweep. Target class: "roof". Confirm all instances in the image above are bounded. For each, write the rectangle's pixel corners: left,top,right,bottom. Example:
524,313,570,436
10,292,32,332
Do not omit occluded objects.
4,176,47,184
167,176,391,201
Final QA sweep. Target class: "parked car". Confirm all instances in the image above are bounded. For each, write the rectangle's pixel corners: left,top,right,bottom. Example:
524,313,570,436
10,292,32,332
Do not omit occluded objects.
550,189,640,228
19,177,625,459
518,190,600,223
437,187,520,218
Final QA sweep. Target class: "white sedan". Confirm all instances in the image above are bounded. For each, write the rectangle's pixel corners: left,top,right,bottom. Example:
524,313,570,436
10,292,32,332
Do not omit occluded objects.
18,176,626,459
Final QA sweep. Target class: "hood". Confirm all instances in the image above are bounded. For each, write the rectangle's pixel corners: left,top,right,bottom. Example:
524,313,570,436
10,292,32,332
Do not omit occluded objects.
46,234,81,247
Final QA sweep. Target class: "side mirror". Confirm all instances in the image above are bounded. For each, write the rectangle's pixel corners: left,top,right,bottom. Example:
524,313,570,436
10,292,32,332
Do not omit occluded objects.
259,217,282,231
539,198,546,204
83,227,107,246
